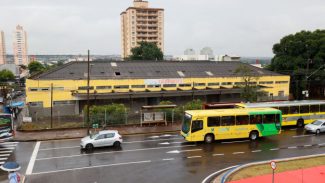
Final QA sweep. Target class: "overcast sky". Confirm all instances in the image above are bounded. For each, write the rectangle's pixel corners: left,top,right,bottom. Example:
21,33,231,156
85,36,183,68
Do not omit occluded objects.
1,0,325,57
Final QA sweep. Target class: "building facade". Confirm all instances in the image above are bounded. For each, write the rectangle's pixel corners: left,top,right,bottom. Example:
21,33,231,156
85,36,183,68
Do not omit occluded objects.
13,25,28,66
121,0,164,59
26,61,290,118
0,31,6,65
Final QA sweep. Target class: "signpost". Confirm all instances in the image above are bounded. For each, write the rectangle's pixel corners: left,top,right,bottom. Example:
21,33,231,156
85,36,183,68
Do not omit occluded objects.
270,161,276,183
92,123,99,133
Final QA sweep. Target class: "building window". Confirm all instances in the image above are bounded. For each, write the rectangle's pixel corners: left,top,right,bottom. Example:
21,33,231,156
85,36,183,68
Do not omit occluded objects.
29,88,38,92
131,85,145,88
208,82,219,86
78,86,94,90
163,84,176,88
114,85,129,89
53,101,76,106
179,83,192,87
278,91,284,97
29,102,43,107
275,81,288,84
234,82,245,85
259,81,274,84
221,82,232,85
194,83,205,87
147,84,161,88
96,86,112,90
115,72,121,76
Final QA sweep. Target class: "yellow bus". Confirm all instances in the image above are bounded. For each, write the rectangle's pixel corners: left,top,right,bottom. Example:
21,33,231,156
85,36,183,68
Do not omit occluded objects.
181,108,282,143
236,100,325,127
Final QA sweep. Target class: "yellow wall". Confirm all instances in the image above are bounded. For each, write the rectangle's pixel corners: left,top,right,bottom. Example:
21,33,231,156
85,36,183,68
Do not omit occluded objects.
26,75,290,108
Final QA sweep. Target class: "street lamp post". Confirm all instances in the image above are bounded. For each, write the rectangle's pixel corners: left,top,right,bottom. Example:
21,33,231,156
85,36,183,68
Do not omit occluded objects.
87,50,90,135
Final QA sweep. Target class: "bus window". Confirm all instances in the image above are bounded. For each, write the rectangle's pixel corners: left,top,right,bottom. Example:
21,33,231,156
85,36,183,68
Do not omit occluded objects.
263,114,275,124
310,105,320,113
221,116,235,126
236,115,249,125
207,117,220,127
320,104,325,112
278,106,289,115
191,120,203,133
250,115,262,124
299,105,309,113
275,114,280,123
289,106,299,114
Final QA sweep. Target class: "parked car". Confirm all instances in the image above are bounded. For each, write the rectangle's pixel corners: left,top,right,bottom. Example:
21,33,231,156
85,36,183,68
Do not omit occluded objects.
80,130,122,150
304,119,325,135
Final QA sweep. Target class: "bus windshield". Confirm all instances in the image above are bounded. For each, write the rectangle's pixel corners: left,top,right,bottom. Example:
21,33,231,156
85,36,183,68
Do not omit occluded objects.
182,113,191,134
0,114,13,141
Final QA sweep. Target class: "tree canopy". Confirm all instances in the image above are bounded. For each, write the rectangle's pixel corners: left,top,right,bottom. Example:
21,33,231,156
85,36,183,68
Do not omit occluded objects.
0,69,15,82
128,42,164,60
28,61,45,75
268,30,325,99
269,30,325,74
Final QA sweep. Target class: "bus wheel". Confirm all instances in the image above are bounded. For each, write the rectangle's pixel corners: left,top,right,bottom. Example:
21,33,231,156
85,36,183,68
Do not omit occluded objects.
249,131,259,141
204,134,214,144
297,119,304,128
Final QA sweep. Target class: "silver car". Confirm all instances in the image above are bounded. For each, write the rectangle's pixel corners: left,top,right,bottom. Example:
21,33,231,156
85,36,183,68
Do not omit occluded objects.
80,130,123,150
304,119,325,135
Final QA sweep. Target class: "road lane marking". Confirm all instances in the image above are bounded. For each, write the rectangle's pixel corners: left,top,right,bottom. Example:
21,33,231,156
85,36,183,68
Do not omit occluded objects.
39,137,185,151
304,144,312,147
0,142,19,145
162,158,174,161
0,154,10,157
0,144,18,147
251,150,262,153
288,146,297,149
270,148,279,151
32,160,151,175
26,141,40,175
166,149,202,154
0,147,15,150
292,134,314,138
222,140,249,144
39,146,80,151
213,153,224,156
0,158,7,161
0,151,12,153
0,162,4,165
319,143,325,146
36,144,196,161
187,156,202,159
232,152,245,155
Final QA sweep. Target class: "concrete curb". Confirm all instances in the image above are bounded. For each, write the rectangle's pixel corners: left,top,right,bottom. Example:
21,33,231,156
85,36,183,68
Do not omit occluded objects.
14,130,180,142
215,153,325,183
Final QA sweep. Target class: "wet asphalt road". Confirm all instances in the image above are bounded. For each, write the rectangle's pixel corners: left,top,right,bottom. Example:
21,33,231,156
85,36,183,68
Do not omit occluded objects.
4,128,325,183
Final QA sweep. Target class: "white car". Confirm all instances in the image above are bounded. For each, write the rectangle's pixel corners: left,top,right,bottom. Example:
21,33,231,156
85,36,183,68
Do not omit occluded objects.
80,130,122,150
304,119,325,135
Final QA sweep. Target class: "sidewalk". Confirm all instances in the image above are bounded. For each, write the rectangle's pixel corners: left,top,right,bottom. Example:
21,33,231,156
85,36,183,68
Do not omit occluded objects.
229,165,325,183
14,123,182,141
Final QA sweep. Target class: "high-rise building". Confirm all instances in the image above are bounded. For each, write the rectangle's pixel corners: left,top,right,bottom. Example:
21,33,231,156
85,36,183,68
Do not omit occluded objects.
13,25,28,65
121,0,164,59
0,31,6,65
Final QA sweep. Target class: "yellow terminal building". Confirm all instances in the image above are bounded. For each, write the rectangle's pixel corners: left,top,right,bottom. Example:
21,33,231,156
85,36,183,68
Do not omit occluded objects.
26,61,290,118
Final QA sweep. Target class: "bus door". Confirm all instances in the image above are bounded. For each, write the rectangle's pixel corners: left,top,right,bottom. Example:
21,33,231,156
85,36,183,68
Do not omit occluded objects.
250,114,263,135
190,119,204,141
234,115,250,138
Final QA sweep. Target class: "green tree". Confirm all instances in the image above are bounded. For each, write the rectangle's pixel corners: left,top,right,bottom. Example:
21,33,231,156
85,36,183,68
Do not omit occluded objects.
128,42,163,60
0,70,15,82
28,61,45,75
234,65,266,102
268,30,325,99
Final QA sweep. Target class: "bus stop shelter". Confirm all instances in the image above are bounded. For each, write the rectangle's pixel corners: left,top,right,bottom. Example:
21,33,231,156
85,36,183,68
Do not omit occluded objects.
140,105,177,126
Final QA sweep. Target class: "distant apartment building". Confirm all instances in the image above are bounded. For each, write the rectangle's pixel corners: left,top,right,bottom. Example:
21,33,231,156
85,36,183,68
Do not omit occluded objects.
121,0,164,59
13,25,28,66
215,54,240,62
0,31,6,64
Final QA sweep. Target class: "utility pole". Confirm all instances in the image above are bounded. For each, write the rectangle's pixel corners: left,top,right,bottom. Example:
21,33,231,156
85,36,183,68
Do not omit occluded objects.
87,50,90,135
50,83,53,128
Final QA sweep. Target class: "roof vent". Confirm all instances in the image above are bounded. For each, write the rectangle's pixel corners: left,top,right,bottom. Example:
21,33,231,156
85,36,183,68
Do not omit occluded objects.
111,62,117,67
205,71,213,76
177,71,185,77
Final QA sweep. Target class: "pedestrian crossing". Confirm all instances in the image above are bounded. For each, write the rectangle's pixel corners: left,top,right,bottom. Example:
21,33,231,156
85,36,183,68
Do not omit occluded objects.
0,142,19,165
